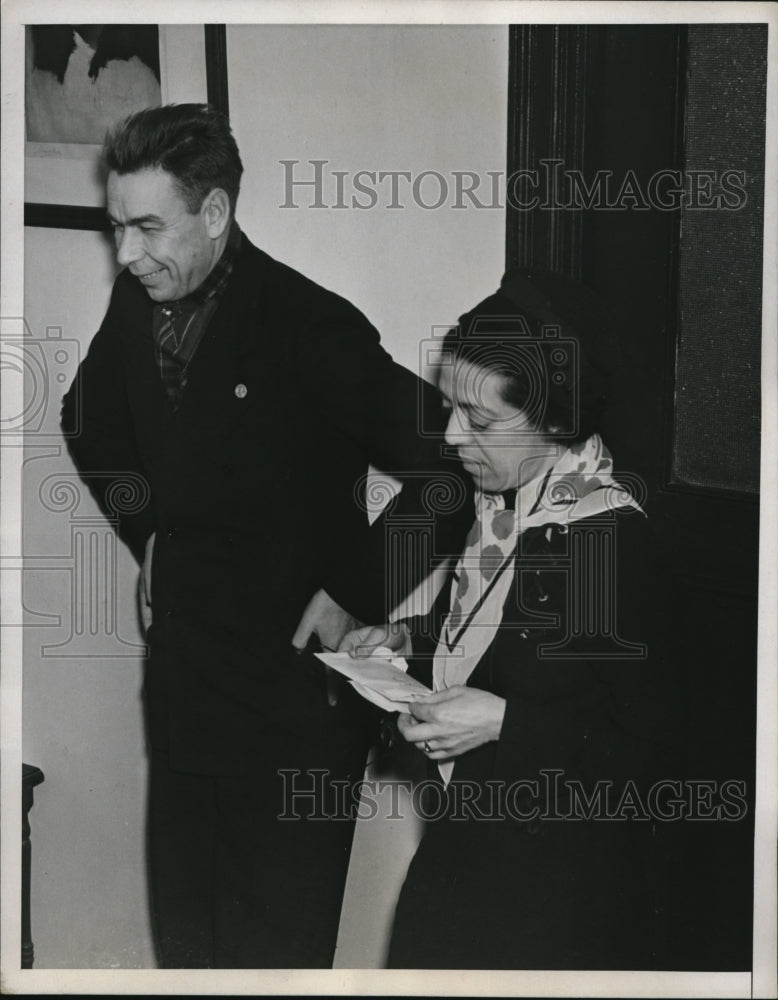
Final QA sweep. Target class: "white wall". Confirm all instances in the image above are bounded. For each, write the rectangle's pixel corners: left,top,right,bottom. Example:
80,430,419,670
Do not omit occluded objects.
227,24,508,372
22,23,507,968
23,227,155,967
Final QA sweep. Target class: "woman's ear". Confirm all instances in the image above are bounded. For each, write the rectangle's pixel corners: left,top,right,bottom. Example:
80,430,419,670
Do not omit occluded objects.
202,188,231,239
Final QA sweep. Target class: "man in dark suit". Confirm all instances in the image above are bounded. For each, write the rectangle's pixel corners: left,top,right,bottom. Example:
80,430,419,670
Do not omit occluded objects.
61,103,466,969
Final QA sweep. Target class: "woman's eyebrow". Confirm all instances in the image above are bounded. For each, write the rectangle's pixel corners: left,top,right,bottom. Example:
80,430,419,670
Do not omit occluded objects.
459,400,501,418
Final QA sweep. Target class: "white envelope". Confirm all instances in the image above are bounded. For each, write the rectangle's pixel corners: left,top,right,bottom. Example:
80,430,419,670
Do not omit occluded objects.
314,651,430,713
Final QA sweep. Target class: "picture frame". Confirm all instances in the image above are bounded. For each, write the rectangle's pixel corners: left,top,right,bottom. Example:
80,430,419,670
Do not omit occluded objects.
24,24,228,231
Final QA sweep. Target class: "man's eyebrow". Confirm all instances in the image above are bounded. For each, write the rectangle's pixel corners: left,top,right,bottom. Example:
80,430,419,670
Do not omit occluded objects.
107,213,164,226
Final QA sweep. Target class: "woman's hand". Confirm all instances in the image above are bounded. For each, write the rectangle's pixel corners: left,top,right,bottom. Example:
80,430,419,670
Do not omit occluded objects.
397,686,506,759
338,621,412,658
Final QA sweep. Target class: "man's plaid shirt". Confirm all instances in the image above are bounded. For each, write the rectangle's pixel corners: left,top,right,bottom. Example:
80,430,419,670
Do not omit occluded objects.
151,221,242,410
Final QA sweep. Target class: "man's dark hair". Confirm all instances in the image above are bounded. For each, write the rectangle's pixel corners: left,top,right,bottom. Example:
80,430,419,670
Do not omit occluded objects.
104,103,243,215
442,271,615,444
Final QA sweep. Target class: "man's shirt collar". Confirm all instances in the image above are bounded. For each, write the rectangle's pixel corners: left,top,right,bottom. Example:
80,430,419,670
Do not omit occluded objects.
171,220,242,312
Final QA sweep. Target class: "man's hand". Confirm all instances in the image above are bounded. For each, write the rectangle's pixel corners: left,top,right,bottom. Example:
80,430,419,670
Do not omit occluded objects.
138,531,155,635
292,588,360,654
397,685,506,759
292,589,363,707
338,621,412,658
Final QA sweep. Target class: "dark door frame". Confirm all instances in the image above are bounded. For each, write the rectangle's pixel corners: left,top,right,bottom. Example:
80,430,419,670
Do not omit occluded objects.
505,23,761,971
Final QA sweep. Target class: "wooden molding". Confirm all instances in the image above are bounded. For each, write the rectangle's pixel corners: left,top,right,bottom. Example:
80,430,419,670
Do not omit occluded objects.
506,25,589,277
205,25,229,116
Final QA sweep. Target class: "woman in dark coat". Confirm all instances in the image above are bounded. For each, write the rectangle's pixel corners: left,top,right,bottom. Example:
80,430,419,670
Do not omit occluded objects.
342,270,683,970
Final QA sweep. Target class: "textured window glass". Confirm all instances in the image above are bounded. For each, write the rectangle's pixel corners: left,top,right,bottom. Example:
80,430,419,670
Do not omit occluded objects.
672,24,765,493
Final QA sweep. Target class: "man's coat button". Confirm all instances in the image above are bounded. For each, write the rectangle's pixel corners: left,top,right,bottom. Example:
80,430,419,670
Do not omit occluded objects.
234,383,248,398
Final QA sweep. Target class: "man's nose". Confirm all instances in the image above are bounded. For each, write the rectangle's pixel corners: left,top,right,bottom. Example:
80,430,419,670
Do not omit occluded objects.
444,408,473,446
115,227,144,267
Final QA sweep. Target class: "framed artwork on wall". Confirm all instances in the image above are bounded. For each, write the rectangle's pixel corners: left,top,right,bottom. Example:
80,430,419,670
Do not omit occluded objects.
24,24,228,231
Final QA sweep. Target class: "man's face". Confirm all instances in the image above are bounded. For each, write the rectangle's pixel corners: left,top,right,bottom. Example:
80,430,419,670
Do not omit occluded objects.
106,167,221,302
438,357,557,493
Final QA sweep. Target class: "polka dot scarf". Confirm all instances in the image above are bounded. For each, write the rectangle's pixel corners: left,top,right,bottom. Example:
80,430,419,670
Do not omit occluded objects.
433,433,642,693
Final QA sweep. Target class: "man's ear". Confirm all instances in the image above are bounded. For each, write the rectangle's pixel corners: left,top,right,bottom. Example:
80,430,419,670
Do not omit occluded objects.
202,188,231,239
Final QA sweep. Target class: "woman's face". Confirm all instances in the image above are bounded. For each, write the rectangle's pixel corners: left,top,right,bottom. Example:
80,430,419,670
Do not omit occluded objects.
438,357,558,493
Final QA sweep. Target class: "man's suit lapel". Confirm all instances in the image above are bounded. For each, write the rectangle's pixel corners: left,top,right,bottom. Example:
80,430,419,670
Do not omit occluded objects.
126,238,269,452
172,244,264,438
119,277,175,438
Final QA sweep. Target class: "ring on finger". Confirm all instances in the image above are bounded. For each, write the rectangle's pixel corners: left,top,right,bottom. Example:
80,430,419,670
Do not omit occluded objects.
423,739,432,753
